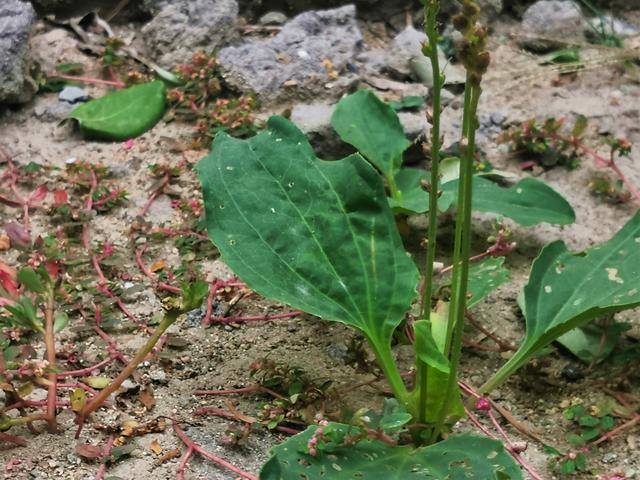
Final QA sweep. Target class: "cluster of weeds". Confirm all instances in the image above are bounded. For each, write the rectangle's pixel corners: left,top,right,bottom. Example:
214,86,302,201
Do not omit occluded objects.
546,402,617,476
250,358,332,428
500,116,586,170
166,51,258,148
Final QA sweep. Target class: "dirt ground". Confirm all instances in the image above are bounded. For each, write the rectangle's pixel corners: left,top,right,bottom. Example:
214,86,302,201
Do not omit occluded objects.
1,6,640,480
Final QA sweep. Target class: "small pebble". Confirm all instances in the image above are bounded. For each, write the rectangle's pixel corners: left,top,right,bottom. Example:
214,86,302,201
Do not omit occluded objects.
58,86,89,104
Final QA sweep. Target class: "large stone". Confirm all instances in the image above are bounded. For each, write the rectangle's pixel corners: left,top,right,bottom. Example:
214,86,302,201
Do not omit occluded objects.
142,0,239,68
520,0,586,51
218,5,362,103
0,0,36,104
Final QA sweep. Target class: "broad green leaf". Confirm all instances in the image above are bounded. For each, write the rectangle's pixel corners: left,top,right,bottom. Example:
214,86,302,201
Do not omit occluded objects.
389,168,574,226
556,322,629,364
441,176,575,226
260,423,522,479
70,81,166,140
17,268,45,293
198,116,419,364
413,320,450,373
331,90,411,179
485,211,640,393
466,257,511,308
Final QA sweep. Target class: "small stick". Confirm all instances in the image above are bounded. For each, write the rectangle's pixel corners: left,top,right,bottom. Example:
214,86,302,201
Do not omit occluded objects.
194,385,287,401
43,289,57,432
465,312,517,351
592,414,640,446
48,74,124,88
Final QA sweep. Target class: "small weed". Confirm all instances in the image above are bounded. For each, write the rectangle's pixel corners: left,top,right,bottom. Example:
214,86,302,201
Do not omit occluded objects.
167,51,258,148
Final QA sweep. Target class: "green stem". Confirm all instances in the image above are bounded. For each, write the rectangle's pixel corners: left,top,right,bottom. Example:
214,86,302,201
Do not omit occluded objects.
431,76,482,441
367,334,410,409
417,0,443,425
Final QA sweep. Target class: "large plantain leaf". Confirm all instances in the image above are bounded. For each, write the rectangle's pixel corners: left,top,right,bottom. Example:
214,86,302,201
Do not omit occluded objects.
484,211,640,392
69,81,166,140
198,116,419,363
260,423,523,479
331,90,411,180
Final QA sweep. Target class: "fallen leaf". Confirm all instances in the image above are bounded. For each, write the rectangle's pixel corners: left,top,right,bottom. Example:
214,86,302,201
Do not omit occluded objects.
70,388,86,413
5,222,30,250
120,418,166,438
156,448,181,465
149,439,163,455
150,260,166,273
138,386,156,410
82,376,111,389
0,234,10,251
76,443,103,460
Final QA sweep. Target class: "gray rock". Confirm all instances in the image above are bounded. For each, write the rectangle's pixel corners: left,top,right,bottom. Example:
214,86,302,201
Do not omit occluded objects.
387,26,465,85
218,5,362,103
587,14,639,39
58,86,88,104
520,1,586,52
142,0,238,68
34,99,74,122
258,11,288,26
0,0,37,104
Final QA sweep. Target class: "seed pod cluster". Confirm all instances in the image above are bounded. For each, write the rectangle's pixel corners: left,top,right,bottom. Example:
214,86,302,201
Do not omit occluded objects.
452,0,491,86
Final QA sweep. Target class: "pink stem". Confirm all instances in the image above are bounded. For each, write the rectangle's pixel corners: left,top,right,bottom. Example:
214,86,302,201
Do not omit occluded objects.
171,418,257,480
94,435,115,480
139,173,170,217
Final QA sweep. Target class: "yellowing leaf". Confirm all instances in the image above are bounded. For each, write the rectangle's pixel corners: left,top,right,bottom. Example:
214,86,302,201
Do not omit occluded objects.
70,388,86,413
82,376,111,389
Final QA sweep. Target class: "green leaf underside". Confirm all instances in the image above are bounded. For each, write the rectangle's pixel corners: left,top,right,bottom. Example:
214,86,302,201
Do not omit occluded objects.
260,424,523,479
198,116,419,347
70,81,166,140
391,168,574,226
489,211,640,388
466,257,511,308
331,90,411,178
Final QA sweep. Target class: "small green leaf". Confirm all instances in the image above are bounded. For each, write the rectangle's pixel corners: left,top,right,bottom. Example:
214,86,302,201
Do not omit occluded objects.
560,459,576,474
17,268,45,293
379,399,412,431
70,81,166,140
413,320,450,373
53,312,69,333
485,211,640,393
260,424,523,479
572,114,588,138
331,90,411,179
541,47,581,64
388,168,428,213
578,415,600,427
388,96,425,111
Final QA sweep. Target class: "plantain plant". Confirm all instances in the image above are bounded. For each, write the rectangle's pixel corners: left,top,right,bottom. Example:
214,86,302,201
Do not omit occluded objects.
197,0,640,477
